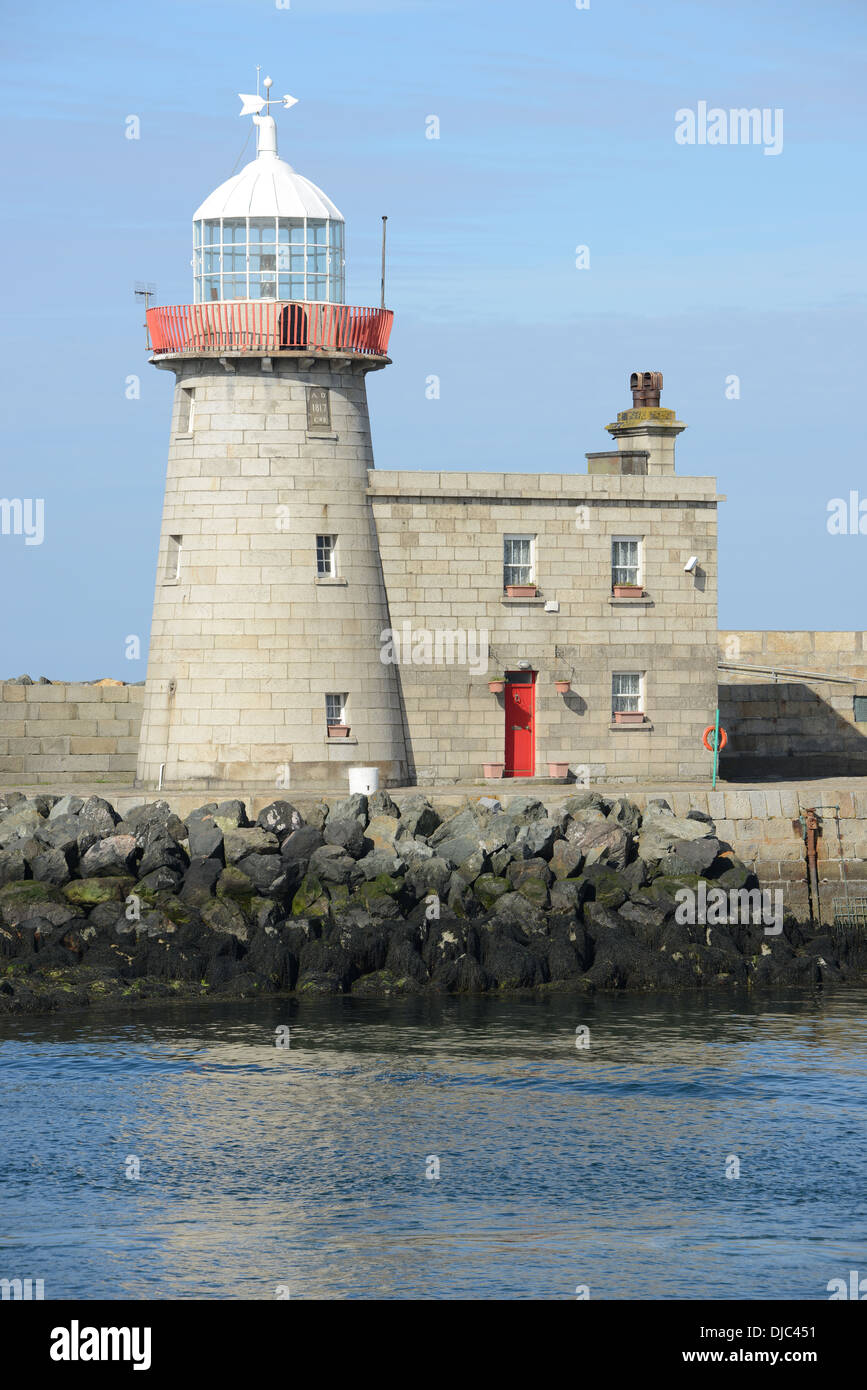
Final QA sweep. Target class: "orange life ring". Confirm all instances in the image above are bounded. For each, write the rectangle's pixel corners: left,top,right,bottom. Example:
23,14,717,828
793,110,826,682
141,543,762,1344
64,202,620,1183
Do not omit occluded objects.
702,725,727,752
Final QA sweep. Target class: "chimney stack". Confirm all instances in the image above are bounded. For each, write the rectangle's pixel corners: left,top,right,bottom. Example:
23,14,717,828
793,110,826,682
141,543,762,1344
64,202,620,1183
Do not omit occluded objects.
605,370,686,475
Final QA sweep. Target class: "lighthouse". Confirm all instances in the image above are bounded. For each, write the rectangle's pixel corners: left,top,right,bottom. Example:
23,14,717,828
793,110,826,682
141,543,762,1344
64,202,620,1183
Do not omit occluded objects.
135,80,407,791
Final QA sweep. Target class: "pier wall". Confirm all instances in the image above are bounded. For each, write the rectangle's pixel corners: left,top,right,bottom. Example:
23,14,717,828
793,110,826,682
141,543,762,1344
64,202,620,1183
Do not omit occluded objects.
0,684,144,785
719,631,867,778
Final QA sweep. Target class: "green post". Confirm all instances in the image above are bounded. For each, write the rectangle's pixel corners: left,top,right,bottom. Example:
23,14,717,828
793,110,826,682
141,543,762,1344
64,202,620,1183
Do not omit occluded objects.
711,705,721,789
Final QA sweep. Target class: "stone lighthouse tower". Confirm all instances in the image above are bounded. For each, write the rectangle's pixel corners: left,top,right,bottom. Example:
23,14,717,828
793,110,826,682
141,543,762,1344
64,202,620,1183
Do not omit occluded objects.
136,81,407,791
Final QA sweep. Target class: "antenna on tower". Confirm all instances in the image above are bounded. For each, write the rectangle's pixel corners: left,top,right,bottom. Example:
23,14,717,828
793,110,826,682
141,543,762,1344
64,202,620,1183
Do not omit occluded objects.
380,216,388,310
134,281,157,351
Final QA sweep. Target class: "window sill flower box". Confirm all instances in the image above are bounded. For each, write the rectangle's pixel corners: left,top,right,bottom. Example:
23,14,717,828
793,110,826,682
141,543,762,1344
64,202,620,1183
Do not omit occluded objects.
327,724,352,738
483,762,505,779
488,680,506,694
613,711,645,725
505,584,538,598
612,584,644,598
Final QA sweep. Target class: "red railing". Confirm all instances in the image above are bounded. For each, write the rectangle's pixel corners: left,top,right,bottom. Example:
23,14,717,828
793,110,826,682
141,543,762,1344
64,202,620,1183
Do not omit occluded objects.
147,300,393,357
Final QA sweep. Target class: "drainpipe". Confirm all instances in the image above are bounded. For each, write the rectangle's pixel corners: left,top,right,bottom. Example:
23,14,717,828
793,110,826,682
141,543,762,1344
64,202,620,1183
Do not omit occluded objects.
804,807,821,927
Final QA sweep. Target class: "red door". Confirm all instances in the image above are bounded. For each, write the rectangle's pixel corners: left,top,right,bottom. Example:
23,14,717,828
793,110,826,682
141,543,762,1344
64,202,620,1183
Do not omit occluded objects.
504,673,535,777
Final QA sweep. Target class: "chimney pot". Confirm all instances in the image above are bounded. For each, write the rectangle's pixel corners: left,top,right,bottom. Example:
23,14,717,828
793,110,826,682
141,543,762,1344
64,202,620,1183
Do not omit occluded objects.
630,371,663,408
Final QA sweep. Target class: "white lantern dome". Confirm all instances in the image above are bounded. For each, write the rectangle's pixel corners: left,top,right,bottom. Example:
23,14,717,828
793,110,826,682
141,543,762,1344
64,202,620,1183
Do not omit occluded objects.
192,94,345,305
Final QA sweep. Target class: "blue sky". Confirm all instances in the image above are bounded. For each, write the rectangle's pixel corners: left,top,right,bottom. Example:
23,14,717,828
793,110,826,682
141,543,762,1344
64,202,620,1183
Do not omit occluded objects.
1,0,864,678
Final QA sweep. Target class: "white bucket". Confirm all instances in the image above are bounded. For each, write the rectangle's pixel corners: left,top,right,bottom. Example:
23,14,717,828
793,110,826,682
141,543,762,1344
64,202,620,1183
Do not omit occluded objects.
348,766,379,795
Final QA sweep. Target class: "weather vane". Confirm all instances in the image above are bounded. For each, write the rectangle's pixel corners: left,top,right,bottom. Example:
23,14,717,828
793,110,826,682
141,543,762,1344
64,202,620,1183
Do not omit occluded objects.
239,72,298,118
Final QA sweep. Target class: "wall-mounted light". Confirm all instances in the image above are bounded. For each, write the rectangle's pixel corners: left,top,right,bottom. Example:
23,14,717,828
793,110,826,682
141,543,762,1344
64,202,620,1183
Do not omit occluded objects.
517,659,531,669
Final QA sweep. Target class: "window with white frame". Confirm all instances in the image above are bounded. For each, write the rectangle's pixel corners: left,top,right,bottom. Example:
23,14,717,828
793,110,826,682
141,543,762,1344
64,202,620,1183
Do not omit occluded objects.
612,537,641,588
503,535,535,588
325,693,346,726
316,534,337,577
612,672,643,714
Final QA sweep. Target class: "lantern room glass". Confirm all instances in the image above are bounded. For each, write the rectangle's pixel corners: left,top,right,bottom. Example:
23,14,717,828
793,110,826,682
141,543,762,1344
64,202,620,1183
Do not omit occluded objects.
192,216,345,303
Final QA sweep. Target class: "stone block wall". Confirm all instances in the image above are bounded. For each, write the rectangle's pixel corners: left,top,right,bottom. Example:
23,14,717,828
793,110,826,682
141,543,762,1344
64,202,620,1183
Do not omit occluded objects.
370,469,720,784
135,356,408,790
718,632,867,777
0,684,144,785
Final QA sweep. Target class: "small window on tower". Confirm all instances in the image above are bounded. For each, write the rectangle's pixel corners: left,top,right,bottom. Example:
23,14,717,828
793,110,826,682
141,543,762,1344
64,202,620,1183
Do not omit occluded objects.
164,535,182,584
326,693,348,730
177,388,195,434
316,535,337,577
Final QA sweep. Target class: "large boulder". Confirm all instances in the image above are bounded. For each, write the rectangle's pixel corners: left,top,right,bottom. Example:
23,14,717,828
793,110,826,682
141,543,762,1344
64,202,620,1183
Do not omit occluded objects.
357,849,405,881
491,891,547,937
80,835,139,878
323,817,367,859
138,830,189,878
605,798,643,833
455,848,489,885
212,799,250,830
328,794,369,828
577,822,634,871
37,814,100,862
301,802,330,832
256,801,303,839
550,838,585,880
638,810,715,862
78,796,121,838
549,878,592,914
513,820,558,860
369,790,401,820
1,879,80,926
186,818,225,863
405,855,452,901
308,844,358,886
179,858,223,904
235,853,293,897
559,792,610,827
199,898,250,943
281,825,325,867
48,794,84,821
579,863,628,909
0,847,30,888
507,857,552,891
473,874,510,909
397,795,441,840
62,877,136,911
395,837,433,865
137,866,184,898
0,803,46,847
224,827,280,864
291,874,329,918
117,801,186,843
657,837,720,877
364,815,401,852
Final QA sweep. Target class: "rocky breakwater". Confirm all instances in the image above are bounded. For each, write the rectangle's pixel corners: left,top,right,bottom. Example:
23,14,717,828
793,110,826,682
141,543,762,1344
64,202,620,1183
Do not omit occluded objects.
0,789,861,1014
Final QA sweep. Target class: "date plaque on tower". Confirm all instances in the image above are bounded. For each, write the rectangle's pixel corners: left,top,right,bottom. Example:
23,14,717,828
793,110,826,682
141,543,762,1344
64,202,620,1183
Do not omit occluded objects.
307,387,332,431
